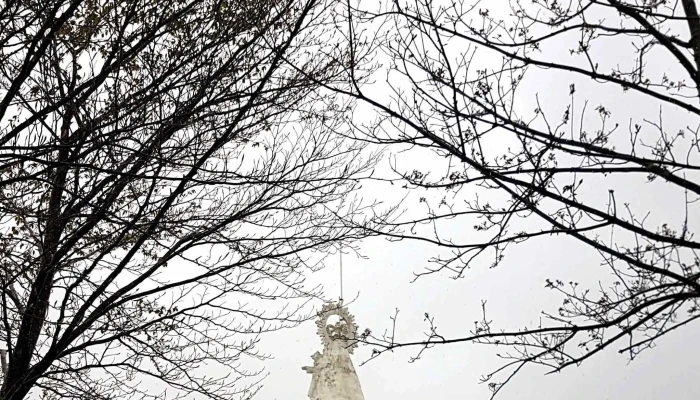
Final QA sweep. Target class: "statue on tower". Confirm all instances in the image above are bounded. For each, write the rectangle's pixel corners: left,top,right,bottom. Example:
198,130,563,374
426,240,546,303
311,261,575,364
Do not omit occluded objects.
302,302,366,400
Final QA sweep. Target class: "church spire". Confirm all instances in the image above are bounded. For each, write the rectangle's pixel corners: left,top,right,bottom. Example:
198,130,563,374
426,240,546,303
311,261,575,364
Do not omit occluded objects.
302,302,366,400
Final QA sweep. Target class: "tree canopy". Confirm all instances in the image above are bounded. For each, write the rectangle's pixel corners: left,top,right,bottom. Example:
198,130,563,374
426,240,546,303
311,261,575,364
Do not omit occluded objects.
0,0,383,399
325,0,700,396
3,0,700,398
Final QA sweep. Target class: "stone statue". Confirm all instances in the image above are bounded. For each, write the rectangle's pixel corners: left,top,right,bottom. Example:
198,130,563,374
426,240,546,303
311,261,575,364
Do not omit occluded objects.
302,303,365,400
302,351,323,398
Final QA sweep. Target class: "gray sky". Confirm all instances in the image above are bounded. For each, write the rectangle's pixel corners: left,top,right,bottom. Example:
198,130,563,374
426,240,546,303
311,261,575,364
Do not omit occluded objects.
255,97,700,399
254,0,700,398
257,234,700,400
4,1,698,399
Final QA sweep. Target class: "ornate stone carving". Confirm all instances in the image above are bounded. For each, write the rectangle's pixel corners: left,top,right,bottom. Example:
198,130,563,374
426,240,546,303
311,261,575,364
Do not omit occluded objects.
302,302,365,400
315,302,359,354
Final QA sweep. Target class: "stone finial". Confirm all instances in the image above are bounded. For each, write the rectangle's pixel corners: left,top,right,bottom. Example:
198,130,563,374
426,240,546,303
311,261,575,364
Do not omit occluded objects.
303,302,365,400
315,302,359,354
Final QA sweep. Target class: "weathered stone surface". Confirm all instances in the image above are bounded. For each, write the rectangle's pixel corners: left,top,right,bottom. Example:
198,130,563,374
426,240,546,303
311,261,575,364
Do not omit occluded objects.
302,303,365,400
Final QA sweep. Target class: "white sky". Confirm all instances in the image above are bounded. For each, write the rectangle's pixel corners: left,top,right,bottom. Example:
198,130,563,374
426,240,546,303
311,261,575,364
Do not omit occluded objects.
258,234,700,400
255,1,700,399
5,1,699,400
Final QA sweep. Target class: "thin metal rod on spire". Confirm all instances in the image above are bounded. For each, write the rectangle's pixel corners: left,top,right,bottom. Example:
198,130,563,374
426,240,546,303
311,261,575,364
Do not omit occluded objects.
339,250,344,303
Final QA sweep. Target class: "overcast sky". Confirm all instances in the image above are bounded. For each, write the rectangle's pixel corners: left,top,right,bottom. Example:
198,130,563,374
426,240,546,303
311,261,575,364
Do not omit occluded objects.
256,233,700,400
3,1,698,399
254,0,700,398
256,108,700,399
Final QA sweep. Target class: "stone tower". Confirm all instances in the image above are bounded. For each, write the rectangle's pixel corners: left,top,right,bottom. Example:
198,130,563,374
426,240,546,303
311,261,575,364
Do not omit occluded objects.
302,302,365,400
